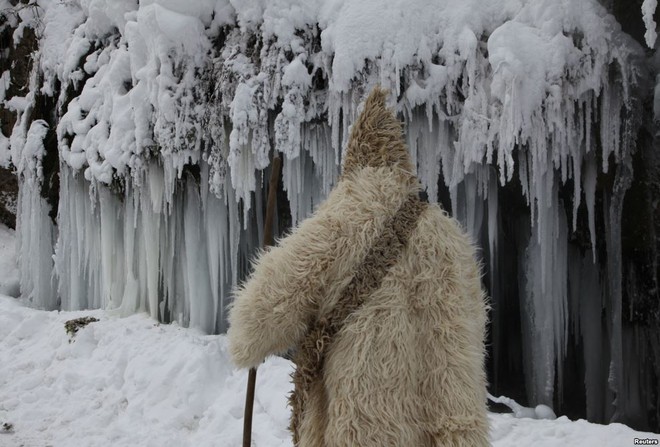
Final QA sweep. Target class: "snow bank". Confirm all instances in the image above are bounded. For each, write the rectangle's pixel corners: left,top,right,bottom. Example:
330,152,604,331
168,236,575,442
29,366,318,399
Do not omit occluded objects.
0,296,658,447
0,296,292,447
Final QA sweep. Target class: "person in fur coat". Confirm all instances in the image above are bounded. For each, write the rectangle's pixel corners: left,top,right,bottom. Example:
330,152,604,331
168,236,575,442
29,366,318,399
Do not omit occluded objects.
227,87,489,447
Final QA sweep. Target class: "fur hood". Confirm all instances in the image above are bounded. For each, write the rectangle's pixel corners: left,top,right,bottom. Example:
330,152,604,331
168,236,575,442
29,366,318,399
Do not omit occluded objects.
341,87,416,183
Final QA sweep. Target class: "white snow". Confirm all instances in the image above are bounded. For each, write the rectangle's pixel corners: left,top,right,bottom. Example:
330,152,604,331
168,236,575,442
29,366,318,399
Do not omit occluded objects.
1,292,659,447
643,0,658,48
0,295,292,447
21,0,638,223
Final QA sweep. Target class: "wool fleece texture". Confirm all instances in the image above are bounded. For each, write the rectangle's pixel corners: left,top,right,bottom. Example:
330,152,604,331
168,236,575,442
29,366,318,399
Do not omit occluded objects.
227,88,489,447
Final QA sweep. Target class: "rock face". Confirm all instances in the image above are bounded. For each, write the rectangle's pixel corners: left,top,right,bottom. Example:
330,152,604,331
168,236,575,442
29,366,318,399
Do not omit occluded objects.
1,0,659,433
0,2,37,229
0,166,17,229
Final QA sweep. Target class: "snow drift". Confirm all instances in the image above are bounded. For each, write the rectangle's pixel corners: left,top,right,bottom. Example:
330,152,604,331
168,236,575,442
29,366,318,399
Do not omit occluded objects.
1,294,658,446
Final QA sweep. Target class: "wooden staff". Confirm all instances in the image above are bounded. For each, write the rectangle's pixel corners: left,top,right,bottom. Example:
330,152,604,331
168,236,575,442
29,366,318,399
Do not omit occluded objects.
243,154,282,447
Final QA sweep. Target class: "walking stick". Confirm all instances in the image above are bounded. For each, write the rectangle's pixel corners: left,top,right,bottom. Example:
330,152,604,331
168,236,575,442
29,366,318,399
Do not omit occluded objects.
243,154,282,447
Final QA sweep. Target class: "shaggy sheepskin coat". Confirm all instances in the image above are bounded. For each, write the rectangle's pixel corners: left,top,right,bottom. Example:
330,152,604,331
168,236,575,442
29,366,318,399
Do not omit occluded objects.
227,88,489,447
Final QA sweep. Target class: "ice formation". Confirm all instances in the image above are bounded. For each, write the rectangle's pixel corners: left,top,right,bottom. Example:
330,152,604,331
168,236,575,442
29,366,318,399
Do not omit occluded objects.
488,393,557,420
643,0,658,48
1,0,654,430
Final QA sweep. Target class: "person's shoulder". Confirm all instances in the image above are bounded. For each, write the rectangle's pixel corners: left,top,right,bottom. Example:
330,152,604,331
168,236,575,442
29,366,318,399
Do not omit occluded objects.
416,203,477,249
420,202,454,226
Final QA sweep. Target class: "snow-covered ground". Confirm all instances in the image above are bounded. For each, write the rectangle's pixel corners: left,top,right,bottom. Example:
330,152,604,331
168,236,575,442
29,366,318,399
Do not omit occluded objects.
0,223,658,447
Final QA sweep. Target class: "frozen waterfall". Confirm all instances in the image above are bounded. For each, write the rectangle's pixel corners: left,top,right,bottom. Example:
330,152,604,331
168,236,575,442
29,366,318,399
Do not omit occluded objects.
1,0,658,433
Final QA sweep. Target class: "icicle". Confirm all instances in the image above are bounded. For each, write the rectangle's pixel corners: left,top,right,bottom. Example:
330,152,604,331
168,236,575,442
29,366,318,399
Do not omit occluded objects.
282,148,325,226
605,151,634,423
600,85,623,174
98,186,124,309
209,192,231,333
519,180,569,407
17,177,57,310
464,174,484,242
160,187,187,323
183,180,214,333
304,123,338,198
487,171,498,282
570,247,605,421
226,174,241,287
120,181,139,316
13,114,58,310
407,109,446,203
572,151,583,232
584,152,598,262
642,0,658,48
140,175,161,320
